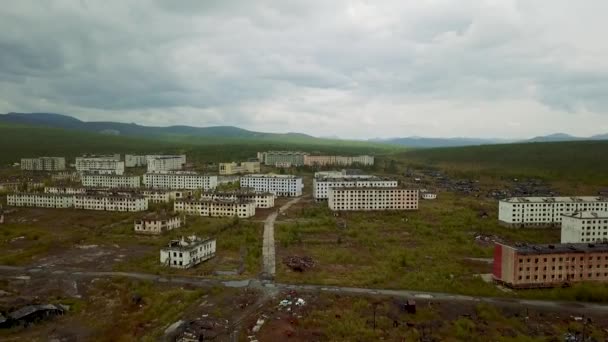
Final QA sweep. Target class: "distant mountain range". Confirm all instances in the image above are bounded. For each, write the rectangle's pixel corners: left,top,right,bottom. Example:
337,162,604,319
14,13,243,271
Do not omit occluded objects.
1,112,607,148
0,112,313,139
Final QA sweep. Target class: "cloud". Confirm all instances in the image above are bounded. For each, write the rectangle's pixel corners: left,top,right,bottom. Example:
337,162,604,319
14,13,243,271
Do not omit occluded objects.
0,0,607,139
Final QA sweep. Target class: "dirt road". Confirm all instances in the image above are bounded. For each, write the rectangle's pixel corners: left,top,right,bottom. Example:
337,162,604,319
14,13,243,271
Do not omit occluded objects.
262,197,301,279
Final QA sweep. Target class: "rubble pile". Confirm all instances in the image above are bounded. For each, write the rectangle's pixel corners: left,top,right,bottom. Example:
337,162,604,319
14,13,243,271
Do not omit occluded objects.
283,256,315,272
175,316,229,342
473,233,503,246
487,178,559,200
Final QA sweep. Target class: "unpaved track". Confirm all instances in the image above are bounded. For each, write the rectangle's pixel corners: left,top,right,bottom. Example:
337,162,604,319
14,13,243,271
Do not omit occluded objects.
262,197,301,279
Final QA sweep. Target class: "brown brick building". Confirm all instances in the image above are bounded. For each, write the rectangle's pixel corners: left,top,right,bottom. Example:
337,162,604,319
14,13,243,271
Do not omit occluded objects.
493,242,608,288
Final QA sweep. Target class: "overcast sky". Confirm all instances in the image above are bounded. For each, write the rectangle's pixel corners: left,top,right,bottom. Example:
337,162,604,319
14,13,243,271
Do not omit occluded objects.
1,1,607,139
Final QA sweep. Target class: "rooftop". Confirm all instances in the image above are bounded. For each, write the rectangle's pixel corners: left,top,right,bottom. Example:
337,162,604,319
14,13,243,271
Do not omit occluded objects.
162,235,215,250
242,174,301,179
500,196,608,203
330,187,416,191
562,211,608,219
176,197,255,205
501,242,608,255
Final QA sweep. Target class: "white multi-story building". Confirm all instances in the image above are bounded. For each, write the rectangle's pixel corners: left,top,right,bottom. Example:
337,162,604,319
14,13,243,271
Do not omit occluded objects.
219,161,261,175
328,188,419,211
134,214,182,235
7,193,75,208
498,196,608,228
421,193,437,200
125,155,147,167
140,189,194,203
240,174,303,197
561,212,608,243
20,157,66,171
146,155,186,173
174,198,256,218
142,172,217,190
51,171,80,182
202,190,275,208
313,175,397,201
81,174,141,188
45,187,87,195
75,155,124,175
160,235,216,269
257,151,308,167
74,194,148,212
304,155,375,166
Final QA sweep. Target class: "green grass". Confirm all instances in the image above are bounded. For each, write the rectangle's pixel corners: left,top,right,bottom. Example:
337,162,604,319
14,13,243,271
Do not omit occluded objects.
396,140,608,184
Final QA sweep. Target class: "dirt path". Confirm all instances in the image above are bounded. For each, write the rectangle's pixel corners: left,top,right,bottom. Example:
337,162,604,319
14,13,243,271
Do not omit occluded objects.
262,197,301,279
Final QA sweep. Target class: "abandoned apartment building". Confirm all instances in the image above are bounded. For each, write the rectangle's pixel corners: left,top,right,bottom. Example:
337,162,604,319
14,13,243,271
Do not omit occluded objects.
75,155,124,175
142,171,218,190
174,198,256,218
240,174,304,197
7,192,148,212
313,173,397,201
561,211,608,243
218,161,261,175
134,213,183,235
20,157,66,171
498,196,608,228
146,155,187,173
493,242,608,288
328,187,419,211
81,173,141,188
201,189,275,208
160,235,216,269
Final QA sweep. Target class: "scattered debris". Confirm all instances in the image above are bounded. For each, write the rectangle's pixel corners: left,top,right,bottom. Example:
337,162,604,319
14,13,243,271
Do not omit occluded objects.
283,256,316,272
1,304,68,329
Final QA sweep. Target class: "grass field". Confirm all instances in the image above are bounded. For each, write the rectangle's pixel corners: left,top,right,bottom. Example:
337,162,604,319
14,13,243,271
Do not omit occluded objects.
395,141,608,184
275,192,608,303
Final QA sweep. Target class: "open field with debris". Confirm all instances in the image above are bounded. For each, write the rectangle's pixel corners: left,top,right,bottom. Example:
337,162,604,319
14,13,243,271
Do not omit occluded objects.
275,190,608,303
248,290,608,341
1,207,264,279
0,273,254,341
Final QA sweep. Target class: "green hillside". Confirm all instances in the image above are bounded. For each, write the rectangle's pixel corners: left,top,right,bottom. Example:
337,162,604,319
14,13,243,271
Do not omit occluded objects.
399,141,608,183
0,122,401,166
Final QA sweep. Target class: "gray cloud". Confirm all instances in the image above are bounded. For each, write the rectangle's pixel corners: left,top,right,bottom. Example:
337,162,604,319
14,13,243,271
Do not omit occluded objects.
0,0,607,138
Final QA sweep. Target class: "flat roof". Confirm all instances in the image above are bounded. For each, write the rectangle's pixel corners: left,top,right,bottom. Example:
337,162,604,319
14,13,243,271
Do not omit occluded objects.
329,187,416,191
176,197,255,204
242,174,301,179
500,196,608,203
561,211,608,219
162,236,215,251
501,242,608,255
315,176,394,182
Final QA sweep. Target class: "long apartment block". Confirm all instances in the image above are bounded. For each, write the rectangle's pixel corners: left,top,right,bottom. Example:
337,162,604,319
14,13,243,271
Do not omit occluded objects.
7,192,148,212
146,155,186,173
81,174,141,188
304,155,374,166
328,187,419,211
219,161,260,175
174,198,256,218
75,155,124,175
21,157,66,171
493,242,608,289
498,196,608,228
313,174,397,200
142,172,218,190
202,190,275,208
257,151,308,167
240,174,303,197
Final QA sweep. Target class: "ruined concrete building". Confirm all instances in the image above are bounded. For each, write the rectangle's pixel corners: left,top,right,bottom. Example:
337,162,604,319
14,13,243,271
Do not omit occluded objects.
160,235,216,269
134,214,182,235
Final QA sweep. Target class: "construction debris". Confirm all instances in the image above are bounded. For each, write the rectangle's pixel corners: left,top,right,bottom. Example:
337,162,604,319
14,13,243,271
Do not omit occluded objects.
283,256,315,272
0,304,68,329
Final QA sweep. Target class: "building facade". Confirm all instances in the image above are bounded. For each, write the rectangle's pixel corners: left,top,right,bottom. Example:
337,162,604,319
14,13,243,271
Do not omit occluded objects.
140,189,194,203
146,155,186,173
125,155,147,167
20,157,66,171
257,151,308,167
304,155,374,166
218,161,261,175
73,194,148,212
45,187,87,195
81,174,141,188
493,242,608,288
328,188,419,211
75,156,125,175
240,174,303,197
313,175,397,200
498,196,608,228
160,236,216,269
134,214,182,234
7,193,75,208
142,172,218,190
174,198,256,218
561,212,608,243
202,190,275,208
